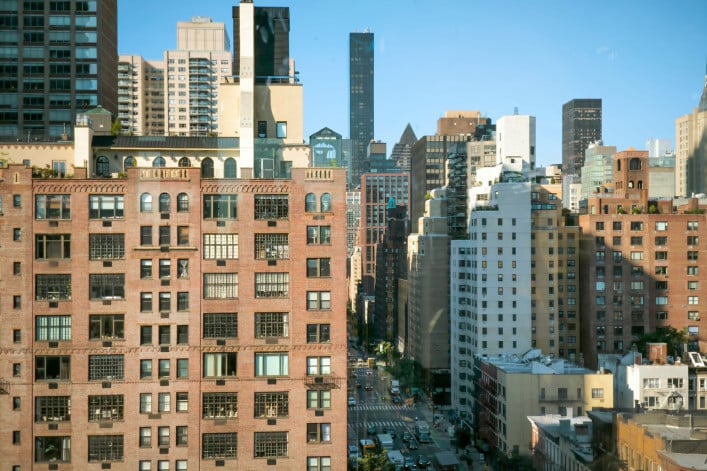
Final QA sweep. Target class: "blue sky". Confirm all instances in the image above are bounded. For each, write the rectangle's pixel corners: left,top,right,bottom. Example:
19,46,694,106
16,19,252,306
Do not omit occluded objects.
119,0,707,166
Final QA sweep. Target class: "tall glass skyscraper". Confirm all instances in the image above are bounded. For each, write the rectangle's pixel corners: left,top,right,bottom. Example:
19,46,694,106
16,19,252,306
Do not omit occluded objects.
562,98,602,177
0,0,117,140
349,30,374,188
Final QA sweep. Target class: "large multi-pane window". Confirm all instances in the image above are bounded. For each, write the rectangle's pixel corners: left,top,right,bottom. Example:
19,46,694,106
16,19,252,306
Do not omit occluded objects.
306,291,331,310
255,353,289,377
307,390,331,409
35,274,71,301
35,315,71,341
255,272,289,298
306,357,331,376
88,435,123,462
35,396,71,422
88,395,124,421
203,233,239,259
35,194,70,219
88,355,124,381
203,194,237,219
203,353,237,378
254,392,289,418
35,234,71,259
202,433,237,460
89,274,125,300
254,312,289,338
203,313,238,338
203,393,238,419
89,195,124,219
254,432,288,458
35,356,70,380
307,258,330,277
306,226,331,245
254,195,289,220
203,273,238,299
255,234,289,259
35,436,71,463
89,234,125,260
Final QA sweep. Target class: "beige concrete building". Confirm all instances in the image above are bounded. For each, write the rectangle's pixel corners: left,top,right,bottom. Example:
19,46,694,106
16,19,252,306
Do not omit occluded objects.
675,71,707,198
474,352,613,461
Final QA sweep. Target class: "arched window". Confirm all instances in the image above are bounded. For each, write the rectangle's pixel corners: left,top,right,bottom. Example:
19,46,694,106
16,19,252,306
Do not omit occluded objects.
305,193,317,212
628,181,634,189
224,158,237,179
629,158,641,171
637,181,643,189
617,161,621,171
124,156,136,170
96,156,110,177
201,158,214,178
178,157,191,167
140,193,153,212
153,156,166,168
320,193,332,212
159,193,170,212
177,193,189,212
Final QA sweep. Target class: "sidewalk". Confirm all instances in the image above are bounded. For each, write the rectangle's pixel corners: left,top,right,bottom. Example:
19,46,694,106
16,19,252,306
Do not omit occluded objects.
415,397,473,471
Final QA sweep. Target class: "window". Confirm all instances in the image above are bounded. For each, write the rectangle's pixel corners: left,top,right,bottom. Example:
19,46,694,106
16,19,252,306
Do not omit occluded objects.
36,396,71,422
35,315,71,341
307,390,331,409
35,274,71,301
595,222,604,231
203,353,237,378
141,292,153,312
158,325,170,345
305,193,317,212
203,313,238,338
88,355,124,381
254,195,289,220
276,121,287,138
630,252,643,260
255,233,289,259
307,292,331,310
689,296,699,305
88,395,124,422
203,273,238,299
139,427,152,447
254,432,288,458
655,221,668,231
307,226,331,244
177,359,188,378
35,234,71,259
203,194,237,219
257,120,267,138
158,393,170,412
35,195,70,219
320,193,332,212
644,378,660,388
177,193,189,212
159,226,170,246
689,281,699,291
202,433,237,460
176,426,188,446
688,236,699,245
307,258,331,277
307,423,331,443
35,356,70,380
35,436,71,462
177,226,189,246
140,193,153,212
159,359,170,378
88,234,125,260
307,457,332,471
89,195,124,219
688,251,699,261
307,324,331,343
255,312,289,339
89,274,125,300
630,236,643,245
88,435,123,462
203,233,239,259
140,393,152,413
255,353,289,377
159,259,171,279
177,293,189,312
224,158,237,179
140,226,153,245
688,266,699,276
159,193,170,212
176,392,188,412
688,221,699,231
201,158,214,178
141,259,153,279
203,393,238,419
630,221,643,231
306,357,331,375
255,272,289,298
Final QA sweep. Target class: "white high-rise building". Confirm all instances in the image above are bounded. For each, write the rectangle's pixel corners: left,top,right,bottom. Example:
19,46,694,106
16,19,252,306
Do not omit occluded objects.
496,114,537,170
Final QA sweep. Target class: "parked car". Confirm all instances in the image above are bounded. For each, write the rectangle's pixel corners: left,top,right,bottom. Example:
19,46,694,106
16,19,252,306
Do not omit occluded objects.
416,454,431,468
348,397,357,406
403,456,417,470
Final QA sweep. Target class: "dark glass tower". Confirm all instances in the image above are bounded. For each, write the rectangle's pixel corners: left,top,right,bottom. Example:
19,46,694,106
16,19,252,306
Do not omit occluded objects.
562,98,602,177
232,5,290,82
349,31,374,188
0,0,117,140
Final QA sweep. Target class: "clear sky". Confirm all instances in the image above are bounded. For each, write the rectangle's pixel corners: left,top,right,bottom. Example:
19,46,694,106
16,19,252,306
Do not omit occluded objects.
119,0,707,166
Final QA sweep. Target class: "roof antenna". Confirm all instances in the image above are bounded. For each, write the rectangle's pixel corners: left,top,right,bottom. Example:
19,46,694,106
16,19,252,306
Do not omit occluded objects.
513,106,519,115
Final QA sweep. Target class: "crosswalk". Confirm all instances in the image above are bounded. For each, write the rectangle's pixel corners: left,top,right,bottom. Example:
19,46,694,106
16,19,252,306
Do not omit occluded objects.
348,404,414,412
348,419,408,429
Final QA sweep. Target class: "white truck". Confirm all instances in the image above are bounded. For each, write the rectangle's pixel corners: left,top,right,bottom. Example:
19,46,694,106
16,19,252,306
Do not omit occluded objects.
390,379,401,395
376,433,394,451
415,420,431,443
387,450,405,470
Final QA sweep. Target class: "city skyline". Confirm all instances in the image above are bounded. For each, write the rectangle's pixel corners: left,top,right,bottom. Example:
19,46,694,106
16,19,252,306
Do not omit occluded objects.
116,0,707,166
